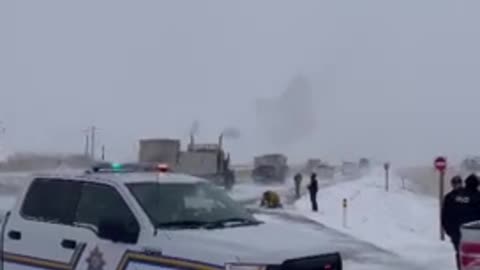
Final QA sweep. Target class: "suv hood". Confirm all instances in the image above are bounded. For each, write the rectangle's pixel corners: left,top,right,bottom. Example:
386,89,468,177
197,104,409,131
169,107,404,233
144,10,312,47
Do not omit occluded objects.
149,221,339,265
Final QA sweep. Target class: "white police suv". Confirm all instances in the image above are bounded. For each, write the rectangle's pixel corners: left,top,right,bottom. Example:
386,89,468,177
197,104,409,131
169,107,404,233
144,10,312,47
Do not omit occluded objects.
0,162,342,270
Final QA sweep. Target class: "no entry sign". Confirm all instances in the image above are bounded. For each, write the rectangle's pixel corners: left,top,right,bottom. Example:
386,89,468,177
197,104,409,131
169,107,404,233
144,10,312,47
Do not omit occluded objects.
384,162,390,170
434,156,447,172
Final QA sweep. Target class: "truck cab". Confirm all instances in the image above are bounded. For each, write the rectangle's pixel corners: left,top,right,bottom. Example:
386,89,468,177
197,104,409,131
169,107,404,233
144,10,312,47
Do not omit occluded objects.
0,163,342,270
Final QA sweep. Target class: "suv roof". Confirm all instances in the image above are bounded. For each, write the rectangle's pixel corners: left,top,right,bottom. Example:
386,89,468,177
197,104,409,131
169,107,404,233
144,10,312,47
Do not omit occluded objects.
30,171,207,185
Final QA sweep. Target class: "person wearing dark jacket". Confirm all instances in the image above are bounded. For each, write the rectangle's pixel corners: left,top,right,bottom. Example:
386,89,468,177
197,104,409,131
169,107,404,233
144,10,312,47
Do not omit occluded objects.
308,173,319,211
294,173,303,199
442,174,480,270
441,175,463,269
442,176,463,236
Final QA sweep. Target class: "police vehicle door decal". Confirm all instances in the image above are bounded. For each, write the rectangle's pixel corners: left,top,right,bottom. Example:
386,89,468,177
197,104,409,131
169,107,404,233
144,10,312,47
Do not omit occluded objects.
115,250,223,270
78,246,222,270
85,247,106,270
2,243,86,270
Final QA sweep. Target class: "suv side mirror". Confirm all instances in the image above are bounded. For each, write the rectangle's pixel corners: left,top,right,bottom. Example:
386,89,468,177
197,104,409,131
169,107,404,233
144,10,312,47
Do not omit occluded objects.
98,219,139,244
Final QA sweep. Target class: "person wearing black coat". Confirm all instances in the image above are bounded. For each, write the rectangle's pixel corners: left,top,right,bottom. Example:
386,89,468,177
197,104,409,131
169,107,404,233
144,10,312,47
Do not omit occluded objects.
308,173,319,211
442,174,480,270
294,173,303,199
441,175,463,269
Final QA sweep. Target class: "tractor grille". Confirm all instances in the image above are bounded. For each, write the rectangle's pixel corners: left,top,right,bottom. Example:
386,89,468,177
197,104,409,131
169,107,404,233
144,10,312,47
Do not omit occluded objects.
267,253,342,270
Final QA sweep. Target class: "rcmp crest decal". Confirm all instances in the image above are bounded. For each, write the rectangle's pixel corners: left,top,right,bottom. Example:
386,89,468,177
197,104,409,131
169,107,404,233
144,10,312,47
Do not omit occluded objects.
86,246,106,270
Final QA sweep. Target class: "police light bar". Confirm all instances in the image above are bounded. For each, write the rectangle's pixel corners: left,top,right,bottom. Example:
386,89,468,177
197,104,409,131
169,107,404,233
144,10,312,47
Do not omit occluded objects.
89,162,171,173
157,163,169,172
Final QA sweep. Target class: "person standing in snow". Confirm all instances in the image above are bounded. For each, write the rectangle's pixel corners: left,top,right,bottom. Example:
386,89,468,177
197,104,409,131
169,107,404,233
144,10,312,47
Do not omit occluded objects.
308,173,318,211
443,174,480,270
294,173,303,199
441,175,463,269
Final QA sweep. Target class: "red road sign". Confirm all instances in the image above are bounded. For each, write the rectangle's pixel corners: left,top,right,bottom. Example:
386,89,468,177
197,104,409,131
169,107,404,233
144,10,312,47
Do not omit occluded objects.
383,162,390,171
434,156,447,172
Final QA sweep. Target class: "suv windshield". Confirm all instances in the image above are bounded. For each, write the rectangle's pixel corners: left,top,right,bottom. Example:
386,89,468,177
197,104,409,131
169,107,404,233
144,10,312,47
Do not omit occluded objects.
126,182,259,229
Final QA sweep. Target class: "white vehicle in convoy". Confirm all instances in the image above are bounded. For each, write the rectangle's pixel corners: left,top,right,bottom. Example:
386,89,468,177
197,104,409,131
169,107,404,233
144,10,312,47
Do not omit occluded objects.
0,162,342,270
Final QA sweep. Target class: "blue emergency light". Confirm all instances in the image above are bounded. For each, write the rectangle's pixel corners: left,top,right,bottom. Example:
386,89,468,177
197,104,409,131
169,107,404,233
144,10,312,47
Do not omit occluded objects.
88,162,170,174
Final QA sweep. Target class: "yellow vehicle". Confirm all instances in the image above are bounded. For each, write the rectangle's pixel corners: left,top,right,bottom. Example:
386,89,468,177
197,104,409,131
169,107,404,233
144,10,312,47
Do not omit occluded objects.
260,190,282,208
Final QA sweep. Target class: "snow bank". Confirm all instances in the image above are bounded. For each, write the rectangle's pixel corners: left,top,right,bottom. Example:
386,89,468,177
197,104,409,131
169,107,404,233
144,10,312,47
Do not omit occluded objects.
295,167,455,269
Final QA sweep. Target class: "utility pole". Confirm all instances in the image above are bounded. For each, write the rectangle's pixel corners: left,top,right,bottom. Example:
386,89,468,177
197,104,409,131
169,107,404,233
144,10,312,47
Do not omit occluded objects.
101,145,105,161
439,170,446,241
84,132,90,157
90,126,96,160
434,156,447,241
384,162,390,192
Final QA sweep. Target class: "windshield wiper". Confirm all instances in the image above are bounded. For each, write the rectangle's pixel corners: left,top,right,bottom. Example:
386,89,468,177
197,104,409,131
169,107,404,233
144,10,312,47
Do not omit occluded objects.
205,217,263,229
156,220,210,229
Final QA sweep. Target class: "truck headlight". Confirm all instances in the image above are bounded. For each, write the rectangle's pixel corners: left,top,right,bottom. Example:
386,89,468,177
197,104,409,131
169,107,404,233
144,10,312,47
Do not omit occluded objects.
225,263,267,270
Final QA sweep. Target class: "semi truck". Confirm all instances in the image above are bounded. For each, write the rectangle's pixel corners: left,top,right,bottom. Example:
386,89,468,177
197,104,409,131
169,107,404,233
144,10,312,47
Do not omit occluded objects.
138,134,235,189
251,154,289,184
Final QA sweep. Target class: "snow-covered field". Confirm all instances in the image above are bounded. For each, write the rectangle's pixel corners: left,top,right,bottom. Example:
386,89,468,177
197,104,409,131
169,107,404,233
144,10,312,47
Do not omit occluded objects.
294,167,455,269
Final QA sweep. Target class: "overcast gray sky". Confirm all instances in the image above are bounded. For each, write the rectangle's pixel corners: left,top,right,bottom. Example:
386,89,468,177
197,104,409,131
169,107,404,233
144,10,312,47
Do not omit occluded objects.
1,0,480,166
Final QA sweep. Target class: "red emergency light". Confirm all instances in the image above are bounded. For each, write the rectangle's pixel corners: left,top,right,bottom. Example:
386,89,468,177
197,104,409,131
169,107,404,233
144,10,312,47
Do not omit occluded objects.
157,163,169,172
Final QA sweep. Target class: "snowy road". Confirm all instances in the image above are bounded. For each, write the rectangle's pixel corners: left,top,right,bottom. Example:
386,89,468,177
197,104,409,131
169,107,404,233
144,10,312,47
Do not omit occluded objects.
231,172,433,269
253,211,422,270
229,174,359,206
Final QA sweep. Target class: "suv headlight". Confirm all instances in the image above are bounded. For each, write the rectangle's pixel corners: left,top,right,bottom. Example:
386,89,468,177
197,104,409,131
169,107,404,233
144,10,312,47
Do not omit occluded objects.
225,264,267,270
